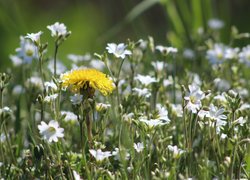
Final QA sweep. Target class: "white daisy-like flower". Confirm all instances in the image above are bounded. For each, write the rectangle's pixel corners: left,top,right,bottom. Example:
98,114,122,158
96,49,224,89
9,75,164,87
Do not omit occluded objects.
0,133,6,143
12,85,24,95
139,117,168,128
25,76,43,89
89,149,112,162
112,148,130,161
239,45,250,66
61,111,78,122
208,18,224,30
106,43,132,59
16,36,38,64
133,88,151,98
44,94,59,103
184,85,205,113
171,104,183,117
224,47,239,60
122,113,134,123
70,94,83,105
156,104,171,123
134,142,144,153
95,103,111,112
214,93,227,103
135,74,157,86
151,61,165,71
38,120,64,143
47,59,67,75
155,45,178,55
167,145,185,158
163,76,174,87
10,55,23,66
47,22,69,38
44,81,58,92
67,53,91,63
233,117,246,127
25,31,43,45
206,43,226,64
221,133,227,139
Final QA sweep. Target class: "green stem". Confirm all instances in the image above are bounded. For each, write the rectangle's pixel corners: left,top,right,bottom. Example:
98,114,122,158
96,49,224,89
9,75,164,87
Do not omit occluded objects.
54,42,59,77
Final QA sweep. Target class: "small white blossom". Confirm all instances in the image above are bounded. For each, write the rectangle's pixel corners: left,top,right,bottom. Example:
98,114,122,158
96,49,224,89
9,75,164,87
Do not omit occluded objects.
239,45,250,66
106,43,132,59
206,44,226,64
12,85,24,95
95,103,111,111
122,113,134,123
70,94,83,105
184,85,205,113
224,47,239,59
38,120,64,143
61,111,78,122
112,148,130,161
208,18,224,30
139,117,168,128
90,59,105,70
135,74,157,86
221,133,227,139
163,76,173,87
44,81,58,92
183,48,195,60
16,36,38,63
25,76,43,89
233,117,246,126
89,149,112,162
151,61,165,71
134,142,144,153
156,45,178,55
47,22,69,38
47,59,67,75
25,31,43,44
0,133,6,143
44,94,58,103
167,145,185,158
171,104,183,117
156,104,171,123
67,53,91,63
10,55,23,66
214,78,230,91
133,88,151,98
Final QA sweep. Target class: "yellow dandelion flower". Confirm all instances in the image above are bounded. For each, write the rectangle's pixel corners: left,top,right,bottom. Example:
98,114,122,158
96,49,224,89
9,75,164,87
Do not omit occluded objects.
61,68,115,96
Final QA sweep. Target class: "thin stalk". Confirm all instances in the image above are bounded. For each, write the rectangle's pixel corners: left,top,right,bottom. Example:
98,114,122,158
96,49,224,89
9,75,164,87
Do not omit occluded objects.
54,42,59,77
38,54,45,91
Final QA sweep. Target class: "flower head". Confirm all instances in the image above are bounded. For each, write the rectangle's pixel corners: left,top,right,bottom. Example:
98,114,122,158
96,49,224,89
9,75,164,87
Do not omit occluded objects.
61,68,115,96
135,74,157,86
47,22,69,38
25,31,43,45
89,149,112,162
106,43,132,59
38,120,64,143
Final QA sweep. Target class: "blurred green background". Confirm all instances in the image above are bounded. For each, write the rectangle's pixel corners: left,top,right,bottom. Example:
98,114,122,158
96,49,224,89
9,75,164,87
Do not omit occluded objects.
0,0,250,70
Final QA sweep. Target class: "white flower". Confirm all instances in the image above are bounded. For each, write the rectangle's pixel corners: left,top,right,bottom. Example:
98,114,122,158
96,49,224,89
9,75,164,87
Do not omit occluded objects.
61,111,78,122
106,43,132,59
25,76,43,89
135,74,157,86
214,93,227,103
122,113,134,123
10,55,23,66
167,145,185,158
38,120,64,143
0,133,6,143
67,53,91,63
163,76,173,87
208,18,224,30
89,149,112,162
214,78,230,91
206,44,226,64
16,36,38,63
239,103,250,111
44,94,58,103
155,45,178,55
25,31,43,44
171,104,183,117
70,94,83,105
73,170,82,180
139,117,168,128
184,85,205,113
134,142,144,153
233,117,246,127
151,61,165,71
112,148,130,161
12,85,24,95
221,133,227,139
47,59,66,75
156,104,171,123
45,81,58,92
90,59,105,70
224,47,239,59
133,88,151,98
95,103,111,111
239,45,250,66
183,48,195,60
47,22,69,38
